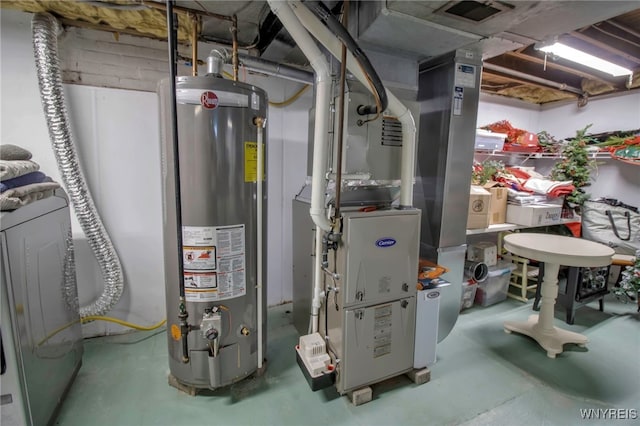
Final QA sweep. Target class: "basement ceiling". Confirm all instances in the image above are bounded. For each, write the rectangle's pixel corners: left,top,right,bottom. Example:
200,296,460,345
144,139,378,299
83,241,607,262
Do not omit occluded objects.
2,0,639,104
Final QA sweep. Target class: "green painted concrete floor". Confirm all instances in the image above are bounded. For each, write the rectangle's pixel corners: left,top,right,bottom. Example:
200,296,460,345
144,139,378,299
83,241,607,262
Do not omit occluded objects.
55,295,639,426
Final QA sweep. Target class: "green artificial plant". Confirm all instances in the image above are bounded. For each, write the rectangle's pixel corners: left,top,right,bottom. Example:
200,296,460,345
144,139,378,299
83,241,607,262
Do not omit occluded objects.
472,159,506,185
613,250,640,312
550,124,597,206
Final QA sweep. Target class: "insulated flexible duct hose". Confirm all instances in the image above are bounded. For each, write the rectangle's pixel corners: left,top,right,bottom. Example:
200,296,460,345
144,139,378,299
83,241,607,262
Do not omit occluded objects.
32,13,124,318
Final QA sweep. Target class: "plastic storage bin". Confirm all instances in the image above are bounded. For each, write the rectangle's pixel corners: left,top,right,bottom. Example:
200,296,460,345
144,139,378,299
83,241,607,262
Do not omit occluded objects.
475,261,516,307
460,279,478,310
475,129,507,151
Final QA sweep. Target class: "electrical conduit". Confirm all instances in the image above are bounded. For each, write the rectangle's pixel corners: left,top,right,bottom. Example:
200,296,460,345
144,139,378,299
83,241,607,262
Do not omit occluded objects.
267,0,332,333
255,117,266,369
32,13,124,318
289,0,417,208
165,0,190,363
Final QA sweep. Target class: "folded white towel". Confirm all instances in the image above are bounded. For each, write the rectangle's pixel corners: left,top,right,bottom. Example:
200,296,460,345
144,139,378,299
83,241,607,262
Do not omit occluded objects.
0,160,40,181
523,177,573,195
0,181,60,210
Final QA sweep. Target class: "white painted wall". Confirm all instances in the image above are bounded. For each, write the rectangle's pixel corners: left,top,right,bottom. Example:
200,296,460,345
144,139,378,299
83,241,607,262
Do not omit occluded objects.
477,93,541,131
1,10,168,336
477,91,640,205
539,91,640,139
535,91,640,204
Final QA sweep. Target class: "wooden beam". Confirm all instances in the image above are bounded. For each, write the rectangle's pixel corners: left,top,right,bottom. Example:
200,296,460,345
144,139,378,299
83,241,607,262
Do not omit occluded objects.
604,20,640,42
593,22,640,48
490,49,633,92
482,68,581,96
58,17,166,41
570,31,640,65
505,51,615,84
487,55,585,89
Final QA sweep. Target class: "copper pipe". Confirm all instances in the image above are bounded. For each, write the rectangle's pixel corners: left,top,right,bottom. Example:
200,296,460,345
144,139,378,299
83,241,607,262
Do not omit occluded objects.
232,14,239,81
142,0,233,22
191,13,198,76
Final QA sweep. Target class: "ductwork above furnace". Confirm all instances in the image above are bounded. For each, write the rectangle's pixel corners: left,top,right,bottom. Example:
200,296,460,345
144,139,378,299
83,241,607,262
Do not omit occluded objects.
345,1,639,61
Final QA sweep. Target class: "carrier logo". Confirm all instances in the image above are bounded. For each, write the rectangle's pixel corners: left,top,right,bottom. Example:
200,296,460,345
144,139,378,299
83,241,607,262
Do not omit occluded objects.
200,91,219,109
375,238,397,248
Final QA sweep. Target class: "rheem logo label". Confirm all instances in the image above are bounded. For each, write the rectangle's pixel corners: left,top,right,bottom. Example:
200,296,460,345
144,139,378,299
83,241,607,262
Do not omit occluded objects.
200,91,219,109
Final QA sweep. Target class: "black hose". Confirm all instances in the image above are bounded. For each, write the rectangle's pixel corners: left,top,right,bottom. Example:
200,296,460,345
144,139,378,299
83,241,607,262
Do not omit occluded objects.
324,288,330,339
307,1,388,114
166,0,190,363
166,1,185,300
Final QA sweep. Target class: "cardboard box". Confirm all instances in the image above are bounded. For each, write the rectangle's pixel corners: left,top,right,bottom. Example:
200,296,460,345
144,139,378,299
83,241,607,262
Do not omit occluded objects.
467,242,498,266
467,185,491,229
506,204,562,227
488,187,508,225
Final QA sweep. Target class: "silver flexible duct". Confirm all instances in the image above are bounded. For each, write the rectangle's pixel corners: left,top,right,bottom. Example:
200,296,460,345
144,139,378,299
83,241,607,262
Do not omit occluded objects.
32,13,124,318
63,227,80,314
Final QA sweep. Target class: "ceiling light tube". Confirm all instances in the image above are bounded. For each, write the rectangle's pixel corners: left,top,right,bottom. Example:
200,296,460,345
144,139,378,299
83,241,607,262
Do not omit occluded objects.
538,42,632,77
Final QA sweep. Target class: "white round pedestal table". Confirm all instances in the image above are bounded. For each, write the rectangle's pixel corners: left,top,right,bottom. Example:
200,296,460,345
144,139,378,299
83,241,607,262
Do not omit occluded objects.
502,233,614,358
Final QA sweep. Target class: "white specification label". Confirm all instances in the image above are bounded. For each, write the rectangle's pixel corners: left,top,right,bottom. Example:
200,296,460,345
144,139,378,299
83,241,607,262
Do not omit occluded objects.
454,64,476,88
373,304,392,358
182,225,246,302
453,86,464,116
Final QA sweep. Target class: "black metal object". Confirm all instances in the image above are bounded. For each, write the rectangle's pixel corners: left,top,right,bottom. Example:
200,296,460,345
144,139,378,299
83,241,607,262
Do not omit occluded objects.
1,332,5,375
534,264,609,325
308,0,388,114
255,11,283,54
166,0,190,363
295,349,335,391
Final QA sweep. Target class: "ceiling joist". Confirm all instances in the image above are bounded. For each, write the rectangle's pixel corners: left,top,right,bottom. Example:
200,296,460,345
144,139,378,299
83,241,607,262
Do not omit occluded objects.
569,30,640,66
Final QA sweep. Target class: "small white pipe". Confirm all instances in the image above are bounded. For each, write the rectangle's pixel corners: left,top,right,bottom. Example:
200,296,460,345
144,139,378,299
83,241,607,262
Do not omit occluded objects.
268,0,333,335
311,231,323,333
256,118,266,369
290,0,417,208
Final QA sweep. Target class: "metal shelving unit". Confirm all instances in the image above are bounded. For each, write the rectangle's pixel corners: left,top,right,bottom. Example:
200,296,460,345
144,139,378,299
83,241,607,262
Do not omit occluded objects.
474,150,612,162
466,217,580,235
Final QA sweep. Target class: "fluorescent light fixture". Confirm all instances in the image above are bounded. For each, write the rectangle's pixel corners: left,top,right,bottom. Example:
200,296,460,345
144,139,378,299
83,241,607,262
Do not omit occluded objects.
538,42,633,77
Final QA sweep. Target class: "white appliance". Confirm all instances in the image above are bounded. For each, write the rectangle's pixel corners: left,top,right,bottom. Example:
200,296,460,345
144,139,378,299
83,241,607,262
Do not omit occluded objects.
414,280,450,368
1,191,83,426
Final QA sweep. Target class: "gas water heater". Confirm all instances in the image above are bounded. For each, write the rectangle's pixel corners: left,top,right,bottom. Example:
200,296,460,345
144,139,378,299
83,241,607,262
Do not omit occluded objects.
159,56,268,392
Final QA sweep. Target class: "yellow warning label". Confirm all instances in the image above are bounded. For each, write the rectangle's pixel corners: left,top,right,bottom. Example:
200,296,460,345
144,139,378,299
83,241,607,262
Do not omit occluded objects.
244,141,265,182
170,324,181,341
